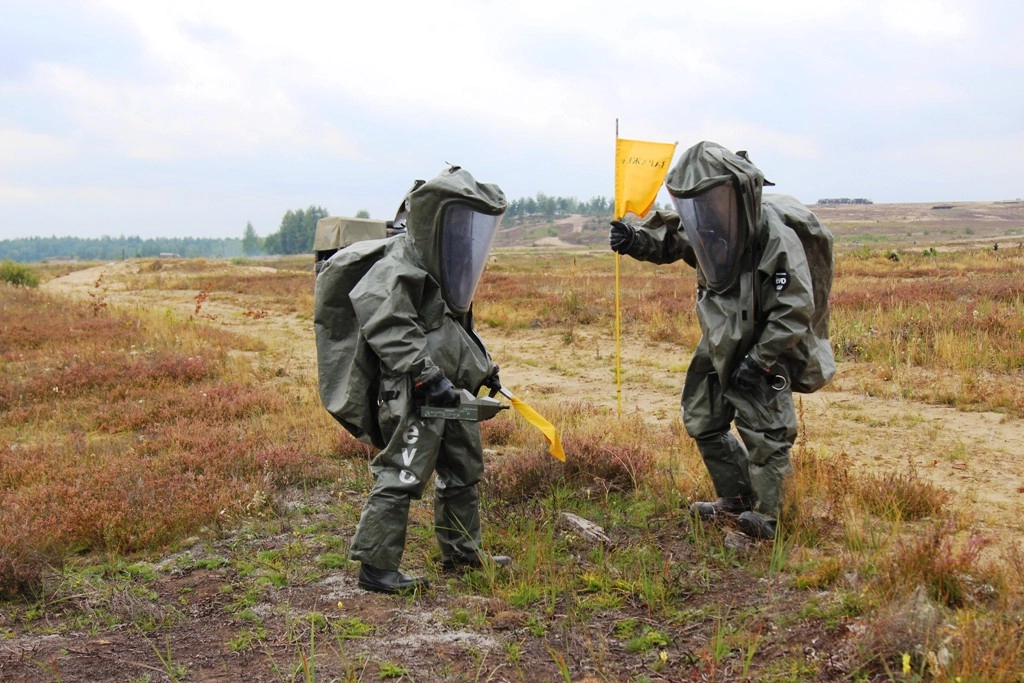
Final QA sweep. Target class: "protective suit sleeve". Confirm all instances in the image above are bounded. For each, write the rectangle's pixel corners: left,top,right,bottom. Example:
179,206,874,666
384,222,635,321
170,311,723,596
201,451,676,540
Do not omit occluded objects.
747,227,814,370
623,210,698,268
350,258,440,386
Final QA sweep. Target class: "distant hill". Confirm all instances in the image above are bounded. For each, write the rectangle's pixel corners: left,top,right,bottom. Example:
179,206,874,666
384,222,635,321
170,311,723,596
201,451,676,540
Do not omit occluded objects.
494,200,1024,252
811,199,1024,251
494,213,610,249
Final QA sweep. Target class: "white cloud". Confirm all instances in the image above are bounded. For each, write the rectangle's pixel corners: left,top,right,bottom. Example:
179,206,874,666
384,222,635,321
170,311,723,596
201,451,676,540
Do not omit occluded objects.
0,127,73,169
877,0,971,40
0,181,165,211
0,0,1021,239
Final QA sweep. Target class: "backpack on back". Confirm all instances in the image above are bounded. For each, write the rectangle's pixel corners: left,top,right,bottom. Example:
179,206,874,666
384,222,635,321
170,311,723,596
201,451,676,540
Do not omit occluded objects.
313,237,398,448
762,194,835,393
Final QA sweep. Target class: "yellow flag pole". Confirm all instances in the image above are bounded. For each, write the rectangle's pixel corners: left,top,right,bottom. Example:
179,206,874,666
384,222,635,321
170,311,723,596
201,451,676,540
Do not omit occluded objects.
615,252,622,416
614,119,622,416
611,126,676,418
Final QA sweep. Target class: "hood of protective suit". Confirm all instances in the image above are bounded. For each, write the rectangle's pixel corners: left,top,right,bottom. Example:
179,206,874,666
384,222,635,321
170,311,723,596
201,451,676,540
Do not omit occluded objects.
405,166,506,314
665,141,772,292
390,178,426,232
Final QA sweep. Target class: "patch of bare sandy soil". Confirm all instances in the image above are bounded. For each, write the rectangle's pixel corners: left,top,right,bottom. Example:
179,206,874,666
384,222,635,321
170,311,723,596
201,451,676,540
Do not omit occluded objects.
4,257,1020,681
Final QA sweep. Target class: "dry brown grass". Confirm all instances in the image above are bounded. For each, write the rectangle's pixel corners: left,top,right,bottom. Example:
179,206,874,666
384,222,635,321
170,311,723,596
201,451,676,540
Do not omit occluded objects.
0,285,334,596
3,233,1024,680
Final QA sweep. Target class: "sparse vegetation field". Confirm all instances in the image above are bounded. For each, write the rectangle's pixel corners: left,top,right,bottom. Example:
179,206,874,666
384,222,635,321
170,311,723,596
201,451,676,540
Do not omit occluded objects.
2,205,1023,681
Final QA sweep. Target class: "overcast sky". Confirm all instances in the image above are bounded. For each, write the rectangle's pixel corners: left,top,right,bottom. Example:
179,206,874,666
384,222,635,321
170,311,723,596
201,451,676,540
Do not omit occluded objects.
2,0,1021,240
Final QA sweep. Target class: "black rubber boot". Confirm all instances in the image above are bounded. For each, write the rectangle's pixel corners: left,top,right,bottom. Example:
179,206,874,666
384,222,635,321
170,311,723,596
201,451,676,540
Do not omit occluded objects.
689,496,755,522
357,564,429,595
737,511,778,540
440,550,512,572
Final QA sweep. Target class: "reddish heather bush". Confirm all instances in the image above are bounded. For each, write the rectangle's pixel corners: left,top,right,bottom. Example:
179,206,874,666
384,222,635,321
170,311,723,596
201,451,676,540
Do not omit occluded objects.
252,444,331,485
482,434,655,503
0,443,54,491
879,520,992,609
0,285,325,596
482,449,553,503
330,433,376,460
481,414,517,446
0,533,60,598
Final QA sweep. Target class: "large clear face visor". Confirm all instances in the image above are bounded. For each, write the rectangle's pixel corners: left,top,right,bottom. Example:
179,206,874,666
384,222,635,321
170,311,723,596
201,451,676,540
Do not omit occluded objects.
440,204,503,313
671,183,743,291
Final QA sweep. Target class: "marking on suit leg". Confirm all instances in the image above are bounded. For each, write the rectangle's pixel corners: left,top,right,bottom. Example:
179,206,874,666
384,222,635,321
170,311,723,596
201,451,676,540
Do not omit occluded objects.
399,422,421,485
403,425,420,443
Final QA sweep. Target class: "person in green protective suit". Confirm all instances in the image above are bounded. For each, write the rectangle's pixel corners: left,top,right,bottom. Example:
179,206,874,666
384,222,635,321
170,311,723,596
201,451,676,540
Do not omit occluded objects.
347,166,512,593
609,141,820,541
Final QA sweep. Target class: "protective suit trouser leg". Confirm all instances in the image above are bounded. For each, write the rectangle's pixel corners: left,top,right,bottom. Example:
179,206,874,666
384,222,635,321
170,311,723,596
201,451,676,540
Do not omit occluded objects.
434,418,485,557
435,485,481,557
746,452,792,518
683,348,754,501
349,392,445,570
350,491,411,571
730,376,797,519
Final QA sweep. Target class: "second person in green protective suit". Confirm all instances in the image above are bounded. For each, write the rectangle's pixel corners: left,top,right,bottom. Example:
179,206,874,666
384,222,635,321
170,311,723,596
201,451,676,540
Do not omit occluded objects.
610,141,826,541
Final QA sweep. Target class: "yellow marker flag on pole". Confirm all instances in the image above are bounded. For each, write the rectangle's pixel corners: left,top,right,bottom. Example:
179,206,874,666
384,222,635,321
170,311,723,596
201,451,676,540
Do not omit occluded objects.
613,134,676,415
499,388,565,461
614,137,678,221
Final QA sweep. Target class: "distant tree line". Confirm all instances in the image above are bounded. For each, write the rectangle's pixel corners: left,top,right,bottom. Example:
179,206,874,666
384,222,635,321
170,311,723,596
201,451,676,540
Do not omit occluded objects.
0,235,245,263
259,205,329,256
0,194,643,262
505,193,614,222
817,198,873,205
253,197,621,256
0,204,332,261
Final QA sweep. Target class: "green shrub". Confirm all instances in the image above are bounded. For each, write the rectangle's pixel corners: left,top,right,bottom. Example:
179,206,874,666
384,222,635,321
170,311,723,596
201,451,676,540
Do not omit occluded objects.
0,261,39,287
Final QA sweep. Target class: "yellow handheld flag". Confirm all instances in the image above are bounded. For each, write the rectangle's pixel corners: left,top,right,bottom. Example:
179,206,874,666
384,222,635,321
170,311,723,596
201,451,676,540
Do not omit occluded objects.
498,387,565,461
614,137,677,221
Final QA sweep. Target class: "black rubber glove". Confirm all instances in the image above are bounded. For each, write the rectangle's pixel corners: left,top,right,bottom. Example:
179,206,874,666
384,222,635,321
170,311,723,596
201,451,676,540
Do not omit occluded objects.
481,365,501,395
731,355,772,391
609,220,636,254
416,372,459,406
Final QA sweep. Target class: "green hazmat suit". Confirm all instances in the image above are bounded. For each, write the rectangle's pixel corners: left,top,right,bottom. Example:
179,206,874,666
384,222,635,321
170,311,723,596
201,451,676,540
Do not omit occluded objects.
620,141,824,520
334,166,506,571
